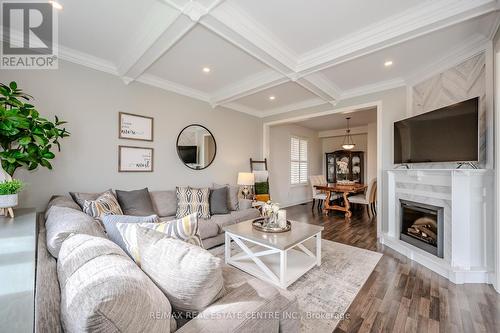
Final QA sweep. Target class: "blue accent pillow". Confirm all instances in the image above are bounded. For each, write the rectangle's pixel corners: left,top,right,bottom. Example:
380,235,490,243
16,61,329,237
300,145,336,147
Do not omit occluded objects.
102,214,158,252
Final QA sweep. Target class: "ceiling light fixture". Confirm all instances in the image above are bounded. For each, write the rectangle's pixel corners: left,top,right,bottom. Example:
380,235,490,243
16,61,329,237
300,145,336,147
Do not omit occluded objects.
384,60,393,67
202,67,211,73
48,1,63,10
269,96,276,101
342,117,355,150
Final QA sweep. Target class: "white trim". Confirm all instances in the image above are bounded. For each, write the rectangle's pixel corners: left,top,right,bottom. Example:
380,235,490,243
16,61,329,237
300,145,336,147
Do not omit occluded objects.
296,0,497,74
340,79,406,100
405,34,490,86
494,45,500,292
222,102,262,117
261,98,327,118
136,74,210,102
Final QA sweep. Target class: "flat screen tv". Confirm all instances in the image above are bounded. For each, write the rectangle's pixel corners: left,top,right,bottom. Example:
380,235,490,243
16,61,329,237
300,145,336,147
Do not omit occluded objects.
394,97,479,164
178,146,198,164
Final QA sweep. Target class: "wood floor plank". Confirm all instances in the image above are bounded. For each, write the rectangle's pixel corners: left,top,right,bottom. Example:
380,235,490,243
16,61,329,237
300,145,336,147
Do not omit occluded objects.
284,202,500,333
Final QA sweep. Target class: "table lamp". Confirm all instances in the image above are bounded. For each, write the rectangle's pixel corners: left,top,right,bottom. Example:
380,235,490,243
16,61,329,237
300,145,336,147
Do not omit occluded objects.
237,172,255,199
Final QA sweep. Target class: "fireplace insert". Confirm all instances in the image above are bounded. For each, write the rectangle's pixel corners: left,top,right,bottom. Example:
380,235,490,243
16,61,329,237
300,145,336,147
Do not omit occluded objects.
399,200,443,258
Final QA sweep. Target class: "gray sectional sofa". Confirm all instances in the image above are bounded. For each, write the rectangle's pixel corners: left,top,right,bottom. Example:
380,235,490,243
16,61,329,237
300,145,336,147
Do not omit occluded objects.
35,192,300,333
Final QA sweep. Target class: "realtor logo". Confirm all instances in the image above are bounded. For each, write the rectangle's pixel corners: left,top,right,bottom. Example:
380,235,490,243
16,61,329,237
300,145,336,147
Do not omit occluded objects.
1,1,58,69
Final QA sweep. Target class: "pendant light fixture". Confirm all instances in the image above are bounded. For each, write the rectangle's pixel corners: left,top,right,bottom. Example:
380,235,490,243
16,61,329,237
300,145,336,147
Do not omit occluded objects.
342,117,355,150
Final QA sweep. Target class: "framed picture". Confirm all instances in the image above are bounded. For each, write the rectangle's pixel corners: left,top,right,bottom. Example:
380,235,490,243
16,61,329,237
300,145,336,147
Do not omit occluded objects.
118,146,154,172
119,112,153,141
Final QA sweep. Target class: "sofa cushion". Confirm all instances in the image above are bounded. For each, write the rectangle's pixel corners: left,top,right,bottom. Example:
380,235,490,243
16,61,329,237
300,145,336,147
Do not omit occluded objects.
209,187,229,215
212,184,239,211
82,190,123,221
176,187,210,219
132,227,224,313
102,214,159,253
115,188,156,216
150,190,177,217
230,208,260,223
209,214,234,230
117,213,203,259
45,206,106,258
57,234,174,333
159,216,218,239
69,190,110,209
46,195,81,218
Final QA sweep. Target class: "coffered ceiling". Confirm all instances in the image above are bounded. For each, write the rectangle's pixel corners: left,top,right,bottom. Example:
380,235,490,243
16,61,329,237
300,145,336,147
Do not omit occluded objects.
7,0,500,117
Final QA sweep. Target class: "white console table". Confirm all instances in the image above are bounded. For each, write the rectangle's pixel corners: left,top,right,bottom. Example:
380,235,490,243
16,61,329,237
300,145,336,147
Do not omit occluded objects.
383,169,494,284
0,209,37,332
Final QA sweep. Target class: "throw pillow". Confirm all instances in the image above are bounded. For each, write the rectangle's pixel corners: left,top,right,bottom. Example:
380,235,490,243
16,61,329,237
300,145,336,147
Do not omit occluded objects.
102,214,159,252
115,188,156,216
82,191,123,221
69,189,111,209
131,226,224,313
212,183,239,211
116,213,202,260
45,206,106,258
57,234,174,333
209,187,229,215
176,187,210,219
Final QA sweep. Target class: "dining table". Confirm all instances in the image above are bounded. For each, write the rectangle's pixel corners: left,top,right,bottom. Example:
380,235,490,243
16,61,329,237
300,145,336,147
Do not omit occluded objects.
314,183,367,218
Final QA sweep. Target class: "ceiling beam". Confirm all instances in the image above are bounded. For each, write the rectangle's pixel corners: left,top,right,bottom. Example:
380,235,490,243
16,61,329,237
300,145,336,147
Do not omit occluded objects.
119,0,226,83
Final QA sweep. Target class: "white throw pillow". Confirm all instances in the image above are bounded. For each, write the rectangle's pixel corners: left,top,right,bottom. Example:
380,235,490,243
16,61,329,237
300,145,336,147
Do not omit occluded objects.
121,226,224,313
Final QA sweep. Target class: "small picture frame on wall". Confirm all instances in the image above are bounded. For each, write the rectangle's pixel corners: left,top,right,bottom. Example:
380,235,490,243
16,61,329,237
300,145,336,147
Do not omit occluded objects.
119,112,153,141
118,146,154,172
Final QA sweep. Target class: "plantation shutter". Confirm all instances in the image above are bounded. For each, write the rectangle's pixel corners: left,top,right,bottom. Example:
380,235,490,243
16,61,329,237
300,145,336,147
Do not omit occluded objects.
290,137,308,185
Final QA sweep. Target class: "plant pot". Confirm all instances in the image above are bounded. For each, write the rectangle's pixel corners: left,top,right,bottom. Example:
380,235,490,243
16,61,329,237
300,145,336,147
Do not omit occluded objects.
0,194,18,208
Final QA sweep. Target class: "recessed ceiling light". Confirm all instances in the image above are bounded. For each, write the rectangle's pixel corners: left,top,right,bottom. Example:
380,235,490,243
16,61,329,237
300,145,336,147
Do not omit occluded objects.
269,96,276,101
202,67,211,73
384,60,393,67
48,1,63,10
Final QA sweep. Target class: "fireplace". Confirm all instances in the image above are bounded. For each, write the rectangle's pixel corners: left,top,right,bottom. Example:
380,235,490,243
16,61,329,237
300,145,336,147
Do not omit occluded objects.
399,200,443,258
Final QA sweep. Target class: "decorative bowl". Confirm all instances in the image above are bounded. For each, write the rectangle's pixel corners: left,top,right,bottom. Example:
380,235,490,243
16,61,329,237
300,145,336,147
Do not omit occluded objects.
252,217,291,233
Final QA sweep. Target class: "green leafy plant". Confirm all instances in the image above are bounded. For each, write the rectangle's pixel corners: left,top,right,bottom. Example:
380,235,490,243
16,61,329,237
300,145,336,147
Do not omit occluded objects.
0,179,24,195
0,81,70,176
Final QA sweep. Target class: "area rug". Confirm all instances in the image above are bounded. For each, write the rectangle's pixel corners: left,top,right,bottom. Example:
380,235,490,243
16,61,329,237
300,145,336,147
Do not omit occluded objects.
211,239,382,332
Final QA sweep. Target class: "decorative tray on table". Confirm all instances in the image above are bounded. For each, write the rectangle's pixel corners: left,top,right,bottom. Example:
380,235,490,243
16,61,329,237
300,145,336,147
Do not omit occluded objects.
252,217,291,233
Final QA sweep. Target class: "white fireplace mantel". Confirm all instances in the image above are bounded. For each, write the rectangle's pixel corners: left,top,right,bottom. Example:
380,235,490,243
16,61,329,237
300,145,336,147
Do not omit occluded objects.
382,169,494,284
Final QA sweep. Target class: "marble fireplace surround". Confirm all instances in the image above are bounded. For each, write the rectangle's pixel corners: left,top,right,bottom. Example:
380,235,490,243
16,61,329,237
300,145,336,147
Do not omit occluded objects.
382,169,494,284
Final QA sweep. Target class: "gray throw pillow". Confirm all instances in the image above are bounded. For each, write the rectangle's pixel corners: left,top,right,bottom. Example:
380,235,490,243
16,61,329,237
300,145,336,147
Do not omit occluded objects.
132,226,224,313
57,234,174,333
102,214,159,253
45,206,106,258
210,187,229,215
115,188,156,216
212,183,239,211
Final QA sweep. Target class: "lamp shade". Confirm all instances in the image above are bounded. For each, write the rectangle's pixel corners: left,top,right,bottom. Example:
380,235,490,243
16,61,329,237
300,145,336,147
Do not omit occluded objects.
237,172,255,186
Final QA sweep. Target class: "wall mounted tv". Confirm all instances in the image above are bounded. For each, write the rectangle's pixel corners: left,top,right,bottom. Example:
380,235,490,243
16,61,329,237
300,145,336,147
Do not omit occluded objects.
394,97,479,164
178,146,198,164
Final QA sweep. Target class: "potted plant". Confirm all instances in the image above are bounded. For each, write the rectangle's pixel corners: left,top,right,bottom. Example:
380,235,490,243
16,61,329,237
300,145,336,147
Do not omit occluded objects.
0,81,70,212
0,179,23,218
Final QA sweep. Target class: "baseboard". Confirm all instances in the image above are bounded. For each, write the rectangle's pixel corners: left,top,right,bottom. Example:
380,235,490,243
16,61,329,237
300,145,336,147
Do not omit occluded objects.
281,199,311,208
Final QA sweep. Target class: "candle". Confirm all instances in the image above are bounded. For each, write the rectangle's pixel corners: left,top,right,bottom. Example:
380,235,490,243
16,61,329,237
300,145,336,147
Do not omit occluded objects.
278,210,287,228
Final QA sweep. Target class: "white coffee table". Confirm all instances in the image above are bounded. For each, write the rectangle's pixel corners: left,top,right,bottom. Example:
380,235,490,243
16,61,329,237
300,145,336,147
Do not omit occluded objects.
223,220,323,289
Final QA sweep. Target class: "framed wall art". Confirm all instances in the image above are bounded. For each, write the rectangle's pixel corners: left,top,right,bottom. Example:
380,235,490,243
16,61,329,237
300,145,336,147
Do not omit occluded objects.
118,146,154,172
119,112,153,141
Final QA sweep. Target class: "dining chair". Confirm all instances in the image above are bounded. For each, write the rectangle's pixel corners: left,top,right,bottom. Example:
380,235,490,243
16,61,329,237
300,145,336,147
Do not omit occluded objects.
348,178,377,217
309,175,328,211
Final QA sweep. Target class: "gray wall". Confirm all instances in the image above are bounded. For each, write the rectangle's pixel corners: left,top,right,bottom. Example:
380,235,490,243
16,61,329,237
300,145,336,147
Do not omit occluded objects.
268,124,322,207
0,61,262,211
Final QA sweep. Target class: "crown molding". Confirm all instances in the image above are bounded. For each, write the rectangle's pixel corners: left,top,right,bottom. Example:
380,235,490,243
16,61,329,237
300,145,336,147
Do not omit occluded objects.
296,0,497,75
210,70,288,106
296,73,341,101
259,98,328,118
340,78,406,100
223,102,263,117
405,34,489,86
137,73,210,102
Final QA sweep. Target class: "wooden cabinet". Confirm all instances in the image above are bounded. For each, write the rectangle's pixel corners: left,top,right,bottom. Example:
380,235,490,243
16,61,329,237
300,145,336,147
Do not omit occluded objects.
325,150,364,184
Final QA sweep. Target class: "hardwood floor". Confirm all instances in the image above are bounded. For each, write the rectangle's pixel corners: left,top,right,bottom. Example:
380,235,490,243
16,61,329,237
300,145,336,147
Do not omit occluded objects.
285,202,500,333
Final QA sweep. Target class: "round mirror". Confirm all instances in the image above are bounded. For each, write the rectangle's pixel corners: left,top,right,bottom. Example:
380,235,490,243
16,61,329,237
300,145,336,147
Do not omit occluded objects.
176,124,217,170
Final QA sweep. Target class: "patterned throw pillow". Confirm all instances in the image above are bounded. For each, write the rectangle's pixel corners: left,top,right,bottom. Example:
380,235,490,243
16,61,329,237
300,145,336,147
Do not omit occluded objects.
176,187,210,219
83,191,123,221
116,213,203,261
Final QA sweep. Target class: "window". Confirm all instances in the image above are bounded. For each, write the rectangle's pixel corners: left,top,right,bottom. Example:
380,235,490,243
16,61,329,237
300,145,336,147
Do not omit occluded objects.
290,137,308,185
